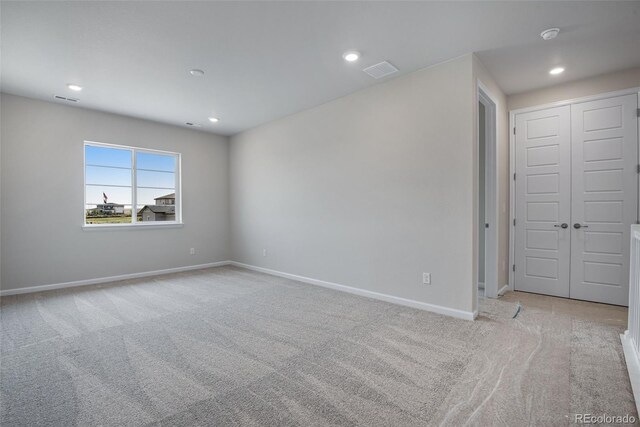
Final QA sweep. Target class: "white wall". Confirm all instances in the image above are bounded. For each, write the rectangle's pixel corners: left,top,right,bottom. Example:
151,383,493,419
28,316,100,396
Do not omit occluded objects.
2,58,630,316
508,67,640,111
0,93,3,292
505,68,639,292
472,56,510,294
478,102,485,285
0,94,230,292
230,55,476,315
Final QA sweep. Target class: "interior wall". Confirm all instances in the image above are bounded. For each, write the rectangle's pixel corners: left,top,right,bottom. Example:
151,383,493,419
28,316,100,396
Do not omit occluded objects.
506,67,639,293
0,93,3,292
508,67,640,111
0,94,230,292
472,55,510,292
230,55,476,315
478,102,486,286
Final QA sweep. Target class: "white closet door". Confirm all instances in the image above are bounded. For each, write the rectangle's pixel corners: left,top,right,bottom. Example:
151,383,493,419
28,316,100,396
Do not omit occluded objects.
570,94,638,306
514,106,572,297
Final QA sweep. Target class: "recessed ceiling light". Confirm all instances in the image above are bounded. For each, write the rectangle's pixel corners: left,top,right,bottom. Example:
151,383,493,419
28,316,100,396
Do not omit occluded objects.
540,28,560,41
67,84,83,91
208,117,220,123
549,67,565,75
342,51,360,62
189,69,205,76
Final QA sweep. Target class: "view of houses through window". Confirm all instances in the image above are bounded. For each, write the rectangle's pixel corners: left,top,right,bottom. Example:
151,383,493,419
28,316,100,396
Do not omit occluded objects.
85,143,179,225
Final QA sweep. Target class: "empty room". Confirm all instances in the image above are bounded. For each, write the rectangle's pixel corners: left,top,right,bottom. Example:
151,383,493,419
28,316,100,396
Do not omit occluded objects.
1,1,640,426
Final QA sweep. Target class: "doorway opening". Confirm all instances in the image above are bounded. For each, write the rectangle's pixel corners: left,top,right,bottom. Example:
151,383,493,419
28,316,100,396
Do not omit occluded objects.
509,91,639,306
477,84,499,301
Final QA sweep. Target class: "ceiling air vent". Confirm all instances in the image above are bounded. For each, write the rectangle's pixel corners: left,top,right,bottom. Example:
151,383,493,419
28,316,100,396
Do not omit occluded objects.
362,61,398,79
54,95,79,103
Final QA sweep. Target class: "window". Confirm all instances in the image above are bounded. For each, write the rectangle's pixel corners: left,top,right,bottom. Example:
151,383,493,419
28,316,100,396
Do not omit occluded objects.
84,142,181,227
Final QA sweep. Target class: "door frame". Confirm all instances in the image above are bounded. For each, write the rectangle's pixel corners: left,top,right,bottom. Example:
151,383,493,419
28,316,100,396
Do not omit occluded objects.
477,82,499,299
508,87,640,291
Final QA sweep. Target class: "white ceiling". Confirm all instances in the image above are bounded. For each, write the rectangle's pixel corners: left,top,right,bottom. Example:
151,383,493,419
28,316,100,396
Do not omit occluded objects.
2,1,639,135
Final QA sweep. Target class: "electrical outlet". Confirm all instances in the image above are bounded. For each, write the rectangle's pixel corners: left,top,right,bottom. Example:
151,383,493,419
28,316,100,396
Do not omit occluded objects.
423,272,431,285
190,248,195,255
263,248,267,257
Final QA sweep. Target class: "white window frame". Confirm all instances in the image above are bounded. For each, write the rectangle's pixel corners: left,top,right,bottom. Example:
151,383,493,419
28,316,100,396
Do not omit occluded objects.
83,140,183,229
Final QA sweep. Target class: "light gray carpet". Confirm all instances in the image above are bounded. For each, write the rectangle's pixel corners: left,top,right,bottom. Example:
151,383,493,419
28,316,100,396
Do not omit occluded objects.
0,266,636,426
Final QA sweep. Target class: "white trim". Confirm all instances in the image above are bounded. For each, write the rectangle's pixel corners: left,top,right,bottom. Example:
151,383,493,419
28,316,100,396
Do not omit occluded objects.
509,109,516,291
510,86,640,116
176,152,183,225
82,222,184,231
621,331,640,416
498,284,509,296
0,261,231,296
84,140,181,156
509,87,640,292
0,260,477,321
477,80,499,301
131,144,137,223
83,140,182,227
230,261,477,321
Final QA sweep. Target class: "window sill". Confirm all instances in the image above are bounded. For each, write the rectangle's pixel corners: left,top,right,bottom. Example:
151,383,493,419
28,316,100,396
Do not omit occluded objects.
82,222,184,231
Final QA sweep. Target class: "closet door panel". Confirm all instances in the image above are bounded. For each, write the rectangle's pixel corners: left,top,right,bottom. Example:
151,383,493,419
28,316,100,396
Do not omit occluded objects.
570,93,638,306
514,106,572,297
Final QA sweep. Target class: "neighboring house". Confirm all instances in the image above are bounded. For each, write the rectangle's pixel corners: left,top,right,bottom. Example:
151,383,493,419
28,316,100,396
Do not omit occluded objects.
155,193,175,206
95,203,124,215
139,205,176,222
139,193,176,221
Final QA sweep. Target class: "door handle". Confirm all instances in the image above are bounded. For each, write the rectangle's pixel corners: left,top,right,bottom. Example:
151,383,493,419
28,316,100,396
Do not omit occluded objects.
554,223,569,229
573,223,589,229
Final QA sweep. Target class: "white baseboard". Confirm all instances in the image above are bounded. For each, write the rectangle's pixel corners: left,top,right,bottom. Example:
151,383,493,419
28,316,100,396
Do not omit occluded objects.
0,261,232,296
1,260,477,321
477,282,485,289
621,331,640,416
498,284,509,296
230,261,476,321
